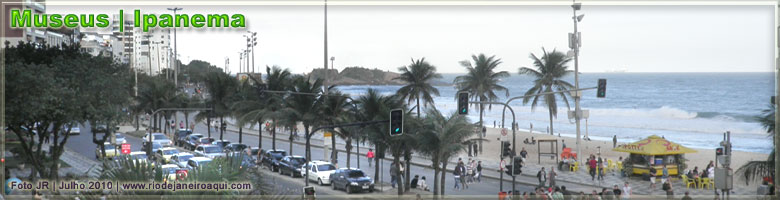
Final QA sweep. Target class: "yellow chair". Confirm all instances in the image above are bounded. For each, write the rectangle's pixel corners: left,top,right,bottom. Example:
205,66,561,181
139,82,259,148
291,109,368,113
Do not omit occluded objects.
700,177,712,189
682,175,696,189
570,161,579,172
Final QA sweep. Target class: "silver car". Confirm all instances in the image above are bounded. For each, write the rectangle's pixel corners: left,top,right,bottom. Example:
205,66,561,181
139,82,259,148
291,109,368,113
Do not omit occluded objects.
115,133,126,144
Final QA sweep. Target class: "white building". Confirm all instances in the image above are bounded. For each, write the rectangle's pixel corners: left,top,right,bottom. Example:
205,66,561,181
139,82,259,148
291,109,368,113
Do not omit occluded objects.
2,0,75,48
79,32,112,57
111,14,172,76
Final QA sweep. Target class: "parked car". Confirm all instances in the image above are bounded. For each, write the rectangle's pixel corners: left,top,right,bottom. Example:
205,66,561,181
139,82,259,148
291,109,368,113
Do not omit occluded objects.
91,123,108,134
174,129,192,146
301,161,337,185
228,151,257,169
193,137,215,150
186,157,213,170
194,145,226,159
143,133,173,147
261,149,287,172
170,152,195,168
223,143,248,153
211,140,231,148
115,133,126,144
183,134,205,150
248,147,261,163
141,142,163,153
128,151,149,164
278,155,307,177
154,147,181,164
330,168,374,193
64,123,80,135
95,143,119,160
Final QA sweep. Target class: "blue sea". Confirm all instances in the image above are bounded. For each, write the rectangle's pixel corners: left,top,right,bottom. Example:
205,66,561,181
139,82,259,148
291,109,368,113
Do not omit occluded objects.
335,72,775,154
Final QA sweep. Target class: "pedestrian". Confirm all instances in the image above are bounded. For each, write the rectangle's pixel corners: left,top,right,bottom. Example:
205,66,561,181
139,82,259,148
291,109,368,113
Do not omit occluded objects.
411,175,419,189
493,120,496,128
662,179,673,199
390,162,398,188
549,167,557,188
562,140,566,149
418,176,429,191
649,166,657,189
180,121,184,129
458,161,468,189
621,182,631,200
662,165,669,184
466,158,474,183
453,162,462,190
613,135,617,148
537,167,547,188
476,161,483,182
399,162,405,187
682,191,692,200
366,149,374,167
612,185,622,199
552,187,564,200
597,156,605,181
520,147,528,159
589,156,597,181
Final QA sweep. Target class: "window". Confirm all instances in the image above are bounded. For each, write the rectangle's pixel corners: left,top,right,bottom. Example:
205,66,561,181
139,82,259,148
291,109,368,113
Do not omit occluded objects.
317,164,336,172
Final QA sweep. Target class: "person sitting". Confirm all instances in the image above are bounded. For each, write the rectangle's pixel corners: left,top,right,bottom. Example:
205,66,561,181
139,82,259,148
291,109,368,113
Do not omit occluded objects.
411,175,419,189
418,176,429,191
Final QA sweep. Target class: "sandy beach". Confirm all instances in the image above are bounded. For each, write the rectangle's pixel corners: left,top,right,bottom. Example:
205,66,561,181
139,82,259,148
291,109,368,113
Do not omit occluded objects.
459,126,768,176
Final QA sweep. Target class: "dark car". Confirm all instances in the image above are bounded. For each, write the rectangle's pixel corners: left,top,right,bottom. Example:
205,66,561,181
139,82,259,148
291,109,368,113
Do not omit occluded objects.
141,142,163,153
278,155,307,177
191,137,215,151
261,149,287,172
330,168,374,194
249,147,261,163
212,140,231,148
174,129,192,146
184,134,205,150
223,143,248,153
91,123,108,134
228,152,257,169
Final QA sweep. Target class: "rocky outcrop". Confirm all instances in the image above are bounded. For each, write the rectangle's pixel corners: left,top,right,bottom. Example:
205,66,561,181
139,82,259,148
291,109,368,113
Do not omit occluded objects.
307,67,405,85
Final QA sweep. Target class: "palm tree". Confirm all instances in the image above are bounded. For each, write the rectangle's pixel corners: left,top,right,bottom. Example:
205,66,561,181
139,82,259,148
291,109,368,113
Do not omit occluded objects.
201,71,238,140
319,88,353,165
415,108,480,197
453,53,510,154
231,80,254,144
284,75,324,160
265,66,293,150
395,58,442,191
518,48,575,136
737,103,775,184
354,89,396,185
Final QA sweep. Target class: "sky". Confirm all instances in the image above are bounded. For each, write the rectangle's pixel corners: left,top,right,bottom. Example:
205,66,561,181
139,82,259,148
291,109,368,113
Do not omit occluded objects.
46,2,775,74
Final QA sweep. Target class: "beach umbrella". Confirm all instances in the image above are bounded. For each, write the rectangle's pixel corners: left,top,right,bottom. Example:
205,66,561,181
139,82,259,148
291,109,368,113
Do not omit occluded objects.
613,135,697,155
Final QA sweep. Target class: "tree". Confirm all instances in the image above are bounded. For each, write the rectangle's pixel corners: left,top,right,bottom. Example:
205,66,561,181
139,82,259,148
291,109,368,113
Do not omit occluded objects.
395,58,442,191
453,53,509,154
264,66,293,150
736,103,775,184
318,89,353,165
201,72,238,140
5,41,131,184
518,48,574,136
284,75,324,160
415,108,480,197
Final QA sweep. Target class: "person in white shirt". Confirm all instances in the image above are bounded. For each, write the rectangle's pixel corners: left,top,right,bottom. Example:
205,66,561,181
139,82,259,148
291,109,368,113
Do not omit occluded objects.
621,182,632,200
418,176,429,191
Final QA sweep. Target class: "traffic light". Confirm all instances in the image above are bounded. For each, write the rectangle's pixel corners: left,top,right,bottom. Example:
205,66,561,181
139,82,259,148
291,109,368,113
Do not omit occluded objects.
597,79,607,98
501,141,512,158
457,92,469,115
389,109,403,136
504,157,523,176
716,147,724,156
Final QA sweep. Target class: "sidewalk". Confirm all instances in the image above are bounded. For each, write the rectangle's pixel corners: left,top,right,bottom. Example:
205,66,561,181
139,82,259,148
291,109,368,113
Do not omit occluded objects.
219,120,755,196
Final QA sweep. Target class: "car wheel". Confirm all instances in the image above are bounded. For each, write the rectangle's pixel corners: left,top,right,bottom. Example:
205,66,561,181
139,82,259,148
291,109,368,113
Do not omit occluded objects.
318,178,323,186
331,182,337,191
368,188,374,193
345,185,352,194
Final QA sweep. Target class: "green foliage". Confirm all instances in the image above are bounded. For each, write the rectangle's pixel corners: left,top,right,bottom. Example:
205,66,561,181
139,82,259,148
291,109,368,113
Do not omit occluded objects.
736,103,776,184
453,54,510,108
518,47,574,116
395,58,442,118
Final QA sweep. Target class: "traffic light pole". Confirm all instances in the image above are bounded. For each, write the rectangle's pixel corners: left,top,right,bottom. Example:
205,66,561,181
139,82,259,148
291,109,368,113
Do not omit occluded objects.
471,101,516,193
304,120,389,186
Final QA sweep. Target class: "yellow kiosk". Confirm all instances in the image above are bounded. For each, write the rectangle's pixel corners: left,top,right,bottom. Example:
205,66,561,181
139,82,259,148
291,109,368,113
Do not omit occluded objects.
613,135,697,176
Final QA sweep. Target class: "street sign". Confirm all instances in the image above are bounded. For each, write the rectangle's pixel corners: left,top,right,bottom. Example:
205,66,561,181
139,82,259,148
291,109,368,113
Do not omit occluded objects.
121,143,131,155
501,128,508,136
323,132,332,146
324,131,332,138
499,159,506,170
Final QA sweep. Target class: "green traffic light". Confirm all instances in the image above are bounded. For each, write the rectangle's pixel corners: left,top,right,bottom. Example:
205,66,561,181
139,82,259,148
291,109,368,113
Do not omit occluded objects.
395,128,400,132
461,108,466,113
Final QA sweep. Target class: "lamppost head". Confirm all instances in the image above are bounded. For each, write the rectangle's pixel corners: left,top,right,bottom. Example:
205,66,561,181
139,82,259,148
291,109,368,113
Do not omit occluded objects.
330,56,335,61
576,14,585,22
572,3,582,10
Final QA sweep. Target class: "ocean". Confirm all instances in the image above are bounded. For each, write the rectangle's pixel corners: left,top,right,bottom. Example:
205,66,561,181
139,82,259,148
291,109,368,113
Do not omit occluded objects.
335,72,775,154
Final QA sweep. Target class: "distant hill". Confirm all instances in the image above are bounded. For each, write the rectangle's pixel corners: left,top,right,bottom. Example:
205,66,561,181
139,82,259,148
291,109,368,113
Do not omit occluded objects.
306,66,451,86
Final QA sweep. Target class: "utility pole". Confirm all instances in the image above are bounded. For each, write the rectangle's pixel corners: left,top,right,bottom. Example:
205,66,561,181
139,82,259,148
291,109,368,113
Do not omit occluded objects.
323,0,330,163
570,0,585,164
238,51,244,73
167,7,183,87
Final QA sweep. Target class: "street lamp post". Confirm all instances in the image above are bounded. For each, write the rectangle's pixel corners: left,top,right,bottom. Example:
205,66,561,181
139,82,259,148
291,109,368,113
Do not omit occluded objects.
571,0,585,164
167,7,182,87
247,31,257,73
238,51,244,73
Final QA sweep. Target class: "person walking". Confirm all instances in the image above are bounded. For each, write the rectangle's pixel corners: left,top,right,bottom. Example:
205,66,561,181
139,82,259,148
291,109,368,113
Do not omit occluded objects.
458,161,468,189
537,167,547,188
649,166,657,189
662,179,673,199
476,161,483,182
453,162,462,190
366,149,374,167
597,156,605,181
390,162,398,188
548,167,557,188
589,156,597,181
613,135,617,148
520,147,528,159
662,165,669,184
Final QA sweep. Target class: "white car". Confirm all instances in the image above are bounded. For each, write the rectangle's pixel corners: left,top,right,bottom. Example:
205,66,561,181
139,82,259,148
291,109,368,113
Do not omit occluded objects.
115,133,126,144
128,151,149,164
64,124,80,135
186,157,213,170
143,133,173,147
301,161,338,185
170,152,195,168
194,145,225,159
159,164,183,181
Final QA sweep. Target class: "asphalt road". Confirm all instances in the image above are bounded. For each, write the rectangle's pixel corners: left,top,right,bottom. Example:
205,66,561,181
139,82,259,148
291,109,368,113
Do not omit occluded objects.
64,114,536,197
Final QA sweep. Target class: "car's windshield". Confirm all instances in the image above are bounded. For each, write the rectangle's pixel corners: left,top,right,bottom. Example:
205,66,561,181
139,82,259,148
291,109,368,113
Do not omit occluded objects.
198,160,211,166
191,135,203,140
164,167,177,174
199,138,212,143
104,144,115,150
116,134,124,139
270,152,285,159
153,135,168,140
317,164,336,171
177,155,193,162
290,157,306,165
163,149,179,155
152,143,162,148
347,170,365,178
132,154,147,160
204,147,222,153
